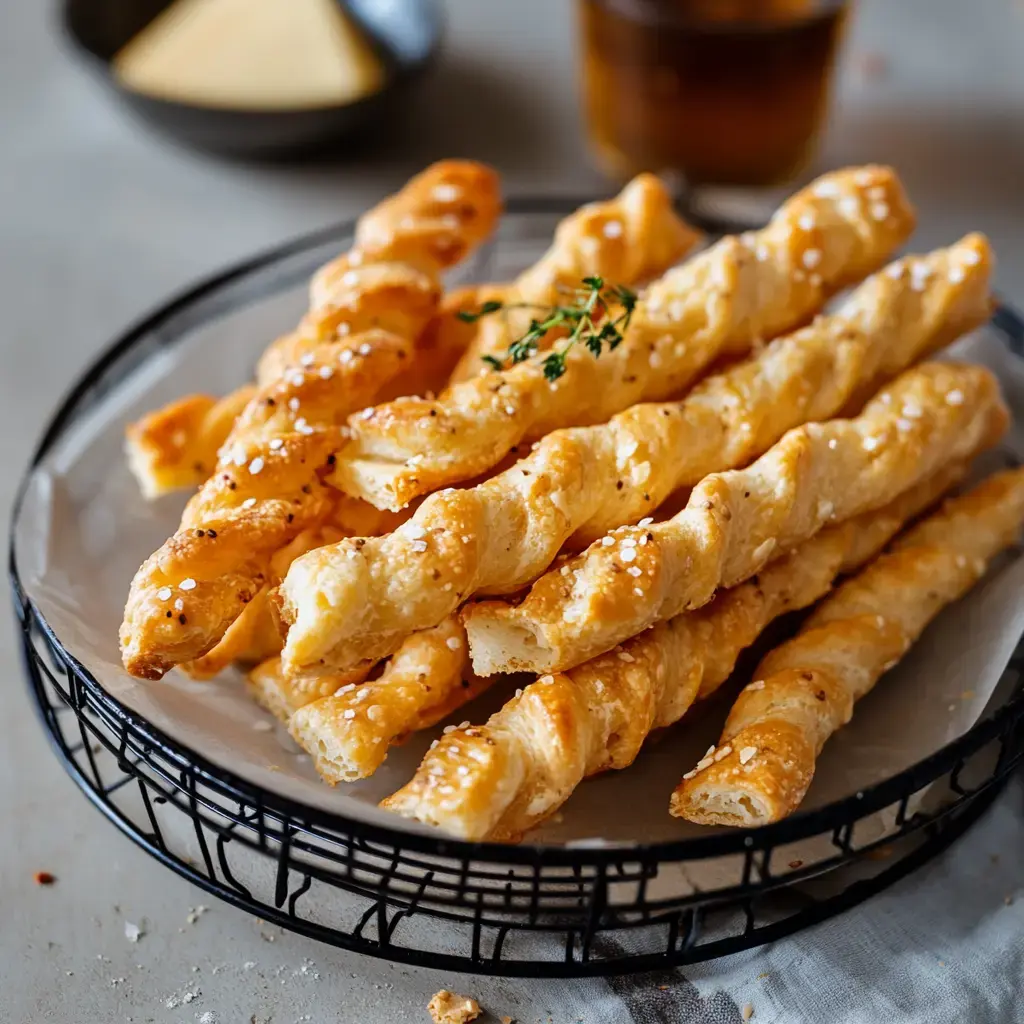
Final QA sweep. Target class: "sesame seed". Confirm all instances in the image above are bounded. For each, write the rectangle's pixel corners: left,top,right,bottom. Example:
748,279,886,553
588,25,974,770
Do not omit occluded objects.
798,213,815,231
802,249,822,269
461,535,472,544
433,183,459,202
682,770,697,780
339,349,354,364
739,746,757,764
179,578,197,591
871,202,890,221
242,497,257,509
319,365,334,379
638,517,654,526
358,343,373,356
696,757,714,771
813,180,840,198
445,637,462,651
157,587,172,600
411,540,428,553
862,436,881,451
249,457,265,474
633,586,644,596
269,438,284,450
295,418,314,435
713,745,732,762
504,405,516,416
627,566,642,577
946,389,964,406
749,679,765,690
300,352,315,367
962,248,981,266
288,396,300,410
838,196,860,218
620,547,637,563
287,371,305,387
617,651,635,663
828,438,838,450
602,220,623,238
948,266,965,284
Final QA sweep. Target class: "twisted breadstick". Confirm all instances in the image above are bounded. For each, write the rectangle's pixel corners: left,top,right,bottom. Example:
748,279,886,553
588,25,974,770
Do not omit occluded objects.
464,362,1008,675
449,173,699,382
121,170,502,680
671,466,1024,827
126,161,502,499
288,617,480,782
276,239,987,677
334,166,915,512
381,464,970,840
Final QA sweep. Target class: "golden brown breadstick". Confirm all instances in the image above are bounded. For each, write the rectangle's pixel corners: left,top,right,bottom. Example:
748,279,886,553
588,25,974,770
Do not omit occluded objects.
120,165,503,681
334,166,915,512
288,617,481,783
449,173,699,382
274,237,992,677
671,467,1024,827
126,161,503,499
464,362,1008,675
380,463,968,840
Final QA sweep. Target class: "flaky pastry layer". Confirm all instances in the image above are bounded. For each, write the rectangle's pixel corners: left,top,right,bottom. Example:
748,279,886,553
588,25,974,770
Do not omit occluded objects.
288,617,479,782
464,362,1008,674
670,466,1024,826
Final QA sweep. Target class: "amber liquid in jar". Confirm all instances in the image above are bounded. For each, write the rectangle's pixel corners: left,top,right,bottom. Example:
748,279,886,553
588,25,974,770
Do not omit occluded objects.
578,0,849,186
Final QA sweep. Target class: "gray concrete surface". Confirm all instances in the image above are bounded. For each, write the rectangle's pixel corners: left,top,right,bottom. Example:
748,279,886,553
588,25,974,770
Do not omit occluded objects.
2,1,1023,1021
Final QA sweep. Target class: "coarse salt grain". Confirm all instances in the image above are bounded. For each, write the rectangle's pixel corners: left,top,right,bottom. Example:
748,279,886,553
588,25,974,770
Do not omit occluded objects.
269,438,284,450
802,249,822,270
343,709,356,720
179,578,197,591
433,183,459,201
948,266,965,284
620,547,637,563
289,396,301,410
617,651,635,663
871,202,890,221
603,220,623,238
339,349,354,364
638,517,654,526
446,637,461,651
798,213,815,231
358,343,372,356
406,523,426,540
862,436,881,451
242,497,257,509
828,438,838,450
411,540,428,553
157,587,172,600
627,566,642,577
739,746,757,764
946,389,964,406
174,598,184,611
634,587,644,596
319,365,334,379
713,745,732,762
300,352,315,367
249,457,265,474
601,536,615,547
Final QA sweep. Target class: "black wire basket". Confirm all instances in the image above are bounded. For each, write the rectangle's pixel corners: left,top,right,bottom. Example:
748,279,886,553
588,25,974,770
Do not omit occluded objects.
10,201,1024,977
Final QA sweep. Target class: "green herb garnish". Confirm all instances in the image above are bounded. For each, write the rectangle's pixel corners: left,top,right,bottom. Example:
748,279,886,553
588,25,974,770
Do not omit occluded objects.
463,277,639,382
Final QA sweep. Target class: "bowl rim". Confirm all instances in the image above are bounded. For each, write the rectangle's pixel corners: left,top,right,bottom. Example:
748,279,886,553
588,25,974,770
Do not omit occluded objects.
10,196,1024,865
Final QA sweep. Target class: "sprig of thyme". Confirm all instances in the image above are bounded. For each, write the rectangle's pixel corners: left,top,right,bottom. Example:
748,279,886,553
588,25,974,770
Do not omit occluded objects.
458,277,638,382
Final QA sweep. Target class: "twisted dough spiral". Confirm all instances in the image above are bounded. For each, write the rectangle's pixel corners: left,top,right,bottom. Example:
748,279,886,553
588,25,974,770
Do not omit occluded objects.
334,166,915,512
671,466,1024,826
121,165,503,680
126,161,503,498
381,464,971,840
276,239,990,676
464,362,1009,675
449,173,699,382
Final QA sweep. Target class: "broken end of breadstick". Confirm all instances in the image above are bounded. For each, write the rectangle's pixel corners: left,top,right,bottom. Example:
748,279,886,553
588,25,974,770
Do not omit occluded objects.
289,618,478,782
247,656,374,724
669,718,818,827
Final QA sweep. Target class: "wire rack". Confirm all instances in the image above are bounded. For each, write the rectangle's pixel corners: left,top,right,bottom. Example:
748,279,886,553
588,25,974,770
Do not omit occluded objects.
10,204,1024,977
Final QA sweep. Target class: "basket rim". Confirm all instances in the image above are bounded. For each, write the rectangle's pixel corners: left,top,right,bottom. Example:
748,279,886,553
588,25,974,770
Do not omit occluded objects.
10,197,1024,868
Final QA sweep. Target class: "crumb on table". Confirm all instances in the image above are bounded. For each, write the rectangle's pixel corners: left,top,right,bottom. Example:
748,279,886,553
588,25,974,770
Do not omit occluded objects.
33,871,56,886
428,989,481,1024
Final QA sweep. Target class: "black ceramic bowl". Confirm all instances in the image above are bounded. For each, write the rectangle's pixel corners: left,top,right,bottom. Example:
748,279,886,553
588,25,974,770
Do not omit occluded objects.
61,0,443,159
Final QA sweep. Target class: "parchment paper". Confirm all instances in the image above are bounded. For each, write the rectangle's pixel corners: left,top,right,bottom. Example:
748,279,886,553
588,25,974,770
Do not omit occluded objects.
13,277,1024,849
